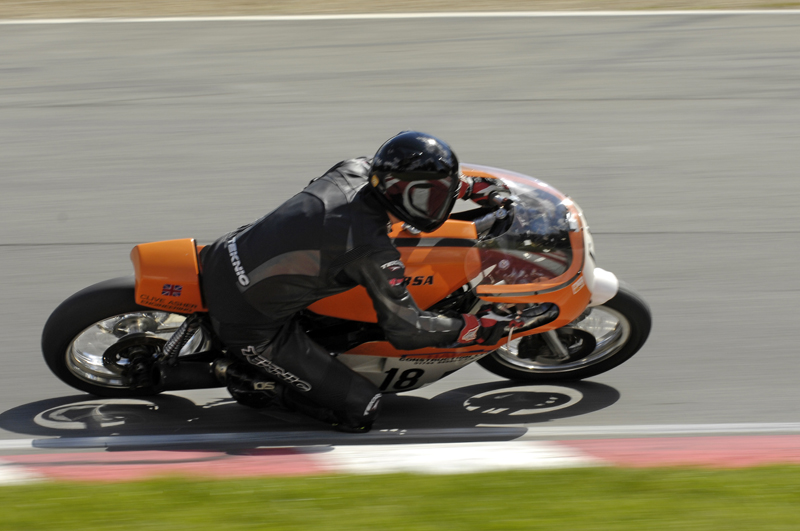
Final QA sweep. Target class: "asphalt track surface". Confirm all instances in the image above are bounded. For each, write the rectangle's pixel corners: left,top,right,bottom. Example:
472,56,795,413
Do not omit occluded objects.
1,13,800,472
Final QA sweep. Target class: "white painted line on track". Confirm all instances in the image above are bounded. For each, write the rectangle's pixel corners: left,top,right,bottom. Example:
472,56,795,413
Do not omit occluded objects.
520,422,800,438
322,441,602,474
0,439,35,450
2,10,800,25
0,459,42,485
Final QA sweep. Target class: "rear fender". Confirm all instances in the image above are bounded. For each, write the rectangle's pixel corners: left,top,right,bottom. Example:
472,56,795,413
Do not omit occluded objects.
130,238,207,314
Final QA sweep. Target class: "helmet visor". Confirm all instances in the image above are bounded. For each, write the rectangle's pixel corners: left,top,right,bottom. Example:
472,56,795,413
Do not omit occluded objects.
385,173,456,231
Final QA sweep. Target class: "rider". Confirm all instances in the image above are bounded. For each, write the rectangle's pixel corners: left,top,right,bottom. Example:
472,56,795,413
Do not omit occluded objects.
200,131,516,432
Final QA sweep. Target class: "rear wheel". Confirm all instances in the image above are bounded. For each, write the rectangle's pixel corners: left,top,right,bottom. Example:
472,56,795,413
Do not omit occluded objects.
41,277,211,397
478,281,651,382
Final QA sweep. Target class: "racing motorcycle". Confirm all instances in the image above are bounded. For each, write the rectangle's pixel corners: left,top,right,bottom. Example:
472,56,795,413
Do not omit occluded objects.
42,164,652,402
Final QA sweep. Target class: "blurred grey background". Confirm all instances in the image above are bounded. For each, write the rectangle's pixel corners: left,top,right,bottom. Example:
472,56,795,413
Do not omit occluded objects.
1,14,799,439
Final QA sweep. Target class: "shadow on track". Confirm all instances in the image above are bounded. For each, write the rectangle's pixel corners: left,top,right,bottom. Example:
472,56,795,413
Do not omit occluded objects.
0,381,619,448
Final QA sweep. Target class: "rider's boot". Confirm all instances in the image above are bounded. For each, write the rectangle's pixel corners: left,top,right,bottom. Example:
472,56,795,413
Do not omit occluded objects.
279,388,381,433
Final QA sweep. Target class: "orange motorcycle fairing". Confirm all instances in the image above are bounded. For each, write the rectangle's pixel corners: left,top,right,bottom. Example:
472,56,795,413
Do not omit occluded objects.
338,316,564,362
344,341,492,359
130,238,208,314
474,228,592,329
307,220,480,322
460,164,594,329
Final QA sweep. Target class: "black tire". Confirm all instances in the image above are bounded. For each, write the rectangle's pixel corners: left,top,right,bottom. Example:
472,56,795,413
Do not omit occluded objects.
41,276,204,398
477,280,651,382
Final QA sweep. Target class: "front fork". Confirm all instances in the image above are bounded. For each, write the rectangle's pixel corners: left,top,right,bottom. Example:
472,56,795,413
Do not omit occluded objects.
541,330,571,361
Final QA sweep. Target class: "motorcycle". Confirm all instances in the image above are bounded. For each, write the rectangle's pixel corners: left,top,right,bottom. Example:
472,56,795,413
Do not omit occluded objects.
41,164,652,403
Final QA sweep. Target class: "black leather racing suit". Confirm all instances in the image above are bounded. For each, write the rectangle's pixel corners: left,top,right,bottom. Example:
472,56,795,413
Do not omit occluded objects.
200,158,464,428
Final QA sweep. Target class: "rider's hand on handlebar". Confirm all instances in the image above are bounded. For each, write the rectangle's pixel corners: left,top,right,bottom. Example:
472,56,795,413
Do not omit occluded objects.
456,311,525,346
456,304,560,347
465,177,512,208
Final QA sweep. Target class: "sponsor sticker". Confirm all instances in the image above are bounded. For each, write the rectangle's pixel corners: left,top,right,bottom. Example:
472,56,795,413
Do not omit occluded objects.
138,294,198,313
399,353,485,365
572,276,586,294
161,284,182,297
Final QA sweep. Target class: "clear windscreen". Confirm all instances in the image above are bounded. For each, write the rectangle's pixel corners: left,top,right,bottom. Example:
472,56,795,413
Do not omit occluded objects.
471,178,575,287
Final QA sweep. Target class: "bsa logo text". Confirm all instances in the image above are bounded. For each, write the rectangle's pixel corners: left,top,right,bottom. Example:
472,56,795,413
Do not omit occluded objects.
404,275,434,287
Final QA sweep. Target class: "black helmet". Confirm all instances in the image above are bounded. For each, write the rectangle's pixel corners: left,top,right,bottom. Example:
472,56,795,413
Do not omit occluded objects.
369,131,460,233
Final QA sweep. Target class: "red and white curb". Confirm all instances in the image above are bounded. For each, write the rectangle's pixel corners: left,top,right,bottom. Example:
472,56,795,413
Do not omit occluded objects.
0,441,598,483
3,434,800,484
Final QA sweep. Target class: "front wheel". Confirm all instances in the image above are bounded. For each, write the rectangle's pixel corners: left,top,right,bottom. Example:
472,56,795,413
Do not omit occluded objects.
41,276,212,397
478,281,651,382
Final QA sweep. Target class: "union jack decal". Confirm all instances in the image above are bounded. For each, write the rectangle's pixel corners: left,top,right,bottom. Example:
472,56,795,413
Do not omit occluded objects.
162,284,182,297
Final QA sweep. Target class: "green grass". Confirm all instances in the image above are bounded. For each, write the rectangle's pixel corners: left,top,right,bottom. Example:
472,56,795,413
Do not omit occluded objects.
2,467,800,530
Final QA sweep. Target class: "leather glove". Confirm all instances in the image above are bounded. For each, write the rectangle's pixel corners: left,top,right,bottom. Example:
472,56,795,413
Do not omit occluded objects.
456,311,525,346
464,177,512,208
456,304,560,346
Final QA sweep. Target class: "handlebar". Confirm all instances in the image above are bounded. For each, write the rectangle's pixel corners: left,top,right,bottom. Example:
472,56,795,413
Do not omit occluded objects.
473,192,515,236
487,191,508,208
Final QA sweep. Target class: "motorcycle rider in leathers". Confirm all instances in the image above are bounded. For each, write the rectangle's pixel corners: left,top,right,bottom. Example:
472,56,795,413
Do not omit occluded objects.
200,131,518,432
